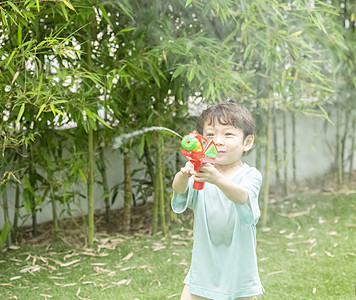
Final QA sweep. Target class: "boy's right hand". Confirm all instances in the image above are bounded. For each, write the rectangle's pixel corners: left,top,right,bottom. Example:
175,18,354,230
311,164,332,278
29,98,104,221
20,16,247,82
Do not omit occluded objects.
180,161,194,177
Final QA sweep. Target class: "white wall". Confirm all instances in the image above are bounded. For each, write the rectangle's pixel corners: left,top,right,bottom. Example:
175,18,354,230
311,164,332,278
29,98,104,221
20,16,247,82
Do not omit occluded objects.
1,112,355,229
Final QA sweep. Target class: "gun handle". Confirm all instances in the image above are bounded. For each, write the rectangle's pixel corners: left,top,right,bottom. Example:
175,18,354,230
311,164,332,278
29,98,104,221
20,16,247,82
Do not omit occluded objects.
192,160,204,190
193,180,205,190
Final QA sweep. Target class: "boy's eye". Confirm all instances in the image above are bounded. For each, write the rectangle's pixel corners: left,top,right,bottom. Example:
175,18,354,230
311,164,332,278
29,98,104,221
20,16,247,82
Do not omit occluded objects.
225,133,233,136
206,133,214,137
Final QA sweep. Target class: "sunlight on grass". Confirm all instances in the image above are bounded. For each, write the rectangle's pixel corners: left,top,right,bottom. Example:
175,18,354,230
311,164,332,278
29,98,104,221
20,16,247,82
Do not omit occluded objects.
0,192,355,299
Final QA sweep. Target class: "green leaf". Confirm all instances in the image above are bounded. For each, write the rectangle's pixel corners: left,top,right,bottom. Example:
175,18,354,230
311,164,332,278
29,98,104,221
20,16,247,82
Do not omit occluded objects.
7,50,16,66
17,24,22,46
185,0,194,7
16,103,25,124
149,63,160,87
291,30,303,37
120,27,136,33
36,104,46,120
171,65,186,80
8,1,25,18
93,113,112,129
60,2,69,21
62,0,75,11
0,220,10,249
99,4,113,27
50,104,56,116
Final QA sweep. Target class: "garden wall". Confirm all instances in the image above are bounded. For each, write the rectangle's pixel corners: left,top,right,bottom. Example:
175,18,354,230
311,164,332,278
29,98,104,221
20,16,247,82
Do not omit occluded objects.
0,111,354,229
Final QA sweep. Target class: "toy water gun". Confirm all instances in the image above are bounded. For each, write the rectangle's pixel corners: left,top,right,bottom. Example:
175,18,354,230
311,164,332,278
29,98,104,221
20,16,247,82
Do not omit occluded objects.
181,130,218,190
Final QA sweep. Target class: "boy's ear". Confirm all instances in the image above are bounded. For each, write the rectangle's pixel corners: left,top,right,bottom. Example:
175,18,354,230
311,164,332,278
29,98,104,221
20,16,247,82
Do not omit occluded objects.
243,134,254,151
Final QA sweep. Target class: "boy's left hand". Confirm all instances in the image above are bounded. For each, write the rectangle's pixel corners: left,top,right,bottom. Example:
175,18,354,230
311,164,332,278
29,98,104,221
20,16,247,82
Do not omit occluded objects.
192,163,222,185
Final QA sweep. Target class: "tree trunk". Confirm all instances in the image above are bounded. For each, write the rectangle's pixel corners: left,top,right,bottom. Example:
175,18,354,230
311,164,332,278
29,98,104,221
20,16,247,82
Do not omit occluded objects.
156,133,166,235
262,103,272,226
123,151,132,232
29,158,38,236
87,125,95,247
349,113,355,182
2,186,12,246
98,145,110,223
272,105,280,186
50,186,59,240
291,112,297,184
283,112,289,195
13,183,20,241
336,105,343,186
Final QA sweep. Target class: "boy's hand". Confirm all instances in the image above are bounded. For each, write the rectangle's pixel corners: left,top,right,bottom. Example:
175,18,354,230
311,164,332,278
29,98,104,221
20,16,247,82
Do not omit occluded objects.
192,163,222,185
180,161,194,177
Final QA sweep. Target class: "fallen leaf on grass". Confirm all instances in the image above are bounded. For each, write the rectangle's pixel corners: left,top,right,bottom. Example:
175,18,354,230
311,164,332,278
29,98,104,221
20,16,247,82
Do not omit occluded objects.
278,210,309,218
267,270,285,276
172,241,189,246
40,294,52,299
168,294,179,298
0,283,12,286
327,231,339,236
54,282,78,287
122,252,134,261
10,276,21,281
152,243,166,251
325,251,334,257
92,266,116,277
150,279,161,287
112,279,131,286
60,259,81,267
20,265,41,273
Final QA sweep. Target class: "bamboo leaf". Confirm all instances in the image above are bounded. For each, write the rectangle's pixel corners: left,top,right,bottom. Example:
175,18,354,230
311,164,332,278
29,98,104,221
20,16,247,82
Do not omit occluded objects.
291,30,303,37
7,50,16,66
93,113,112,129
60,2,69,21
0,220,10,249
7,1,25,18
99,5,113,27
11,71,20,85
36,0,40,12
16,103,25,124
62,0,75,11
185,0,194,7
36,104,46,120
50,104,56,116
17,24,22,46
171,65,186,80
120,27,136,33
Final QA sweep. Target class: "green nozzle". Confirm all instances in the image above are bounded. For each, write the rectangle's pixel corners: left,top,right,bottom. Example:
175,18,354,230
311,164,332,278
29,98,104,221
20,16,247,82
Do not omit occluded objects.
182,135,198,151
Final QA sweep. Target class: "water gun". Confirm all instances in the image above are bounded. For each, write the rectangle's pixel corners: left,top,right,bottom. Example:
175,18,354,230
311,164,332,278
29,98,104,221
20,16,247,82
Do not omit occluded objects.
181,130,218,190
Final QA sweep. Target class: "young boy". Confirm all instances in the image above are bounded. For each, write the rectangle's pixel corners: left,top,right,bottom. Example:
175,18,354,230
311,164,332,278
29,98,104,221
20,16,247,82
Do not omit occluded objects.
172,101,264,300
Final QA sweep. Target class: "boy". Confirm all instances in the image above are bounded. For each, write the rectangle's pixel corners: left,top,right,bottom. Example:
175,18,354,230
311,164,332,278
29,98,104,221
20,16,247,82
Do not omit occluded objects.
172,101,264,300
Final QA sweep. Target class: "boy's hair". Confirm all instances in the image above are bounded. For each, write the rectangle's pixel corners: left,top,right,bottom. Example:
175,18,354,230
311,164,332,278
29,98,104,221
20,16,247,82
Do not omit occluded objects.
196,101,256,139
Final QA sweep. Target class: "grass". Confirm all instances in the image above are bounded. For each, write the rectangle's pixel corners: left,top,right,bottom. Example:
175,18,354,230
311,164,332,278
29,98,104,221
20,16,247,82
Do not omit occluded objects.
0,192,355,300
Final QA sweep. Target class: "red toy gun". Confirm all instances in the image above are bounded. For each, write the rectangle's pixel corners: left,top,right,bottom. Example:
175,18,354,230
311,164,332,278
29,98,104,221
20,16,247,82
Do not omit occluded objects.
181,130,218,190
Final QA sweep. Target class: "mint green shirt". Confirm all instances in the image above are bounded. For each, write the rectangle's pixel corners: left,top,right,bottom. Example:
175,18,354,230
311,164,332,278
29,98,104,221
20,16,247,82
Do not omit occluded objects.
171,164,264,299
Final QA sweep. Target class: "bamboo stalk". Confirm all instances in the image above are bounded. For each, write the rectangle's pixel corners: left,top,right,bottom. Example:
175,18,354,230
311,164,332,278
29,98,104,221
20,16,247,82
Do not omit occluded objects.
123,151,132,233
87,125,95,247
262,103,272,226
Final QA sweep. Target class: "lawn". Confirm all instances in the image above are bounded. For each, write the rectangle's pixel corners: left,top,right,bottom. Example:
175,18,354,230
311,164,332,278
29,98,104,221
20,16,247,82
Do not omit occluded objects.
0,192,355,300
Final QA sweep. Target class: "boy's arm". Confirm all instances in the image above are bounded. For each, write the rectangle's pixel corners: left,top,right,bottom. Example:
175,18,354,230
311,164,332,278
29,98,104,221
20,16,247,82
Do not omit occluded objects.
214,177,249,205
193,163,249,205
172,161,194,194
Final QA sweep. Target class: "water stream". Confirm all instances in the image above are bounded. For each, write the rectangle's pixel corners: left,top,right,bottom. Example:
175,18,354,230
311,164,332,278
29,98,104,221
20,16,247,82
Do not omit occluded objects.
113,126,182,149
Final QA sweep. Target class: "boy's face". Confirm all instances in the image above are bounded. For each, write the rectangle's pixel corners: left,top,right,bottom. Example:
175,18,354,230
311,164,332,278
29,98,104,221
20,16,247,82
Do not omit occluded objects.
203,119,254,169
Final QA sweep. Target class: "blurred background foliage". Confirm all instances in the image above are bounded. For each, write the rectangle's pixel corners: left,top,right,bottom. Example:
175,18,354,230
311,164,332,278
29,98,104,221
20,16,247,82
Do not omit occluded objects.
0,0,355,248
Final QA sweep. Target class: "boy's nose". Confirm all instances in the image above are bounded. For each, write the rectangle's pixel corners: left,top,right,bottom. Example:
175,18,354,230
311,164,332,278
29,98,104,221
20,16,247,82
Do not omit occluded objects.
214,136,224,145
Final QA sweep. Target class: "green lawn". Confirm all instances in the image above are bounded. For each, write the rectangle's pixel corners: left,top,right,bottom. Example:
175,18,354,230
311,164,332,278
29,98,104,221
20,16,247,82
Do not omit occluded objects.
0,192,355,299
